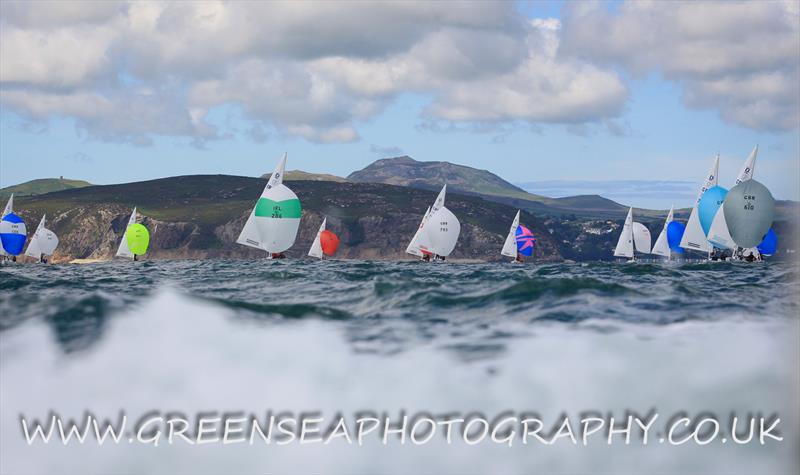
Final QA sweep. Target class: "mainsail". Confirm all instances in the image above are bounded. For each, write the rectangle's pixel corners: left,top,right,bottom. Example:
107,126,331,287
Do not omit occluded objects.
708,146,758,250
24,214,59,260
237,153,302,254
501,210,520,258
652,206,673,258
308,217,326,259
680,156,719,253
406,206,431,257
613,208,634,258
116,207,137,259
0,194,12,256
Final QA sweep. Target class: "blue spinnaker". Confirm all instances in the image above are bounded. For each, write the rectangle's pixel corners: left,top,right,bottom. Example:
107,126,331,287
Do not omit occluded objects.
0,213,27,256
515,225,535,257
667,221,685,253
698,186,728,235
757,228,777,256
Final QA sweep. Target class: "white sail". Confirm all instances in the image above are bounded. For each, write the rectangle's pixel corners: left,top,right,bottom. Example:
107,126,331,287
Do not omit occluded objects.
632,222,652,254
24,214,45,258
0,194,11,255
430,184,446,215
308,217,326,259
614,208,634,258
38,229,58,256
423,206,460,257
406,206,431,257
707,203,736,249
26,215,58,259
236,153,301,254
501,210,520,258
115,207,137,259
735,145,757,185
652,206,673,258
706,146,758,250
2,194,12,217
680,156,719,253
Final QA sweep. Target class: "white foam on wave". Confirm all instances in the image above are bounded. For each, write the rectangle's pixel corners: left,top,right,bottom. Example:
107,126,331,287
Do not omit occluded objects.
1,288,797,474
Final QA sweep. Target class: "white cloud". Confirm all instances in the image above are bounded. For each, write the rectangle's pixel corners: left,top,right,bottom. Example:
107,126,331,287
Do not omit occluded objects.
1,1,629,145
559,0,800,131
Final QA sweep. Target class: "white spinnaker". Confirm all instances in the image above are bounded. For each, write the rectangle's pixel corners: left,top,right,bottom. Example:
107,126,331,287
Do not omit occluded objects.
501,210,520,258
0,194,12,255
680,156,719,253
308,217,326,259
237,153,301,253
254,185,301,253
652,207,673,258
115,207,137,259
24,215,46,258
38,229,58,256
406,206,431,257
632,222,651,254
707,145,758,250
614,208,634,258
423,207,460,257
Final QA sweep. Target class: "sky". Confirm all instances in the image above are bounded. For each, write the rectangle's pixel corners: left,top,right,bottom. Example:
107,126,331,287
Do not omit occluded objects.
0,0,798,209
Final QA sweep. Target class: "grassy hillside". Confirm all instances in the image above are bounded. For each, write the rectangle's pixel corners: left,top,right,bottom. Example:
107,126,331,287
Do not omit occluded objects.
0,178,91,200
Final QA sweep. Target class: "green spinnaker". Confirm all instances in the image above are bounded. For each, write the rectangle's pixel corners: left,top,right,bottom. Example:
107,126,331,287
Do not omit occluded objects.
126,223,150,255
254,198,302,219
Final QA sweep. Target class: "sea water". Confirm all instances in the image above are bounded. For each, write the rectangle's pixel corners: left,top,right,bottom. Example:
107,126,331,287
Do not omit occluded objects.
1,260,798,474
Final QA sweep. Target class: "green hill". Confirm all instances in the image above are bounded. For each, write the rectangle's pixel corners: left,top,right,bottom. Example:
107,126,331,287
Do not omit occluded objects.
345,156,647,218
1,178,91,200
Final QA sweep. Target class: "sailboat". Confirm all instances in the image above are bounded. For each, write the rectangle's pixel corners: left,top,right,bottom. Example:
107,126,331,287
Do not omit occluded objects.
501,210,521,261
115,207,149,260
0,194,27,262
679,155,719,255
406,185,460,261
308,217,340,259
237,153,301,259
707,146,757,251
614,208,650,261
651,206,674,259
718,177,775,261
24,215,59,263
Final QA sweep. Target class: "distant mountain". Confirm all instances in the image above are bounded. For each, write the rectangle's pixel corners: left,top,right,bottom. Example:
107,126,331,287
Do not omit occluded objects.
346,156,650,218
261,170,347,182
348,156,549,202
0,178,91,200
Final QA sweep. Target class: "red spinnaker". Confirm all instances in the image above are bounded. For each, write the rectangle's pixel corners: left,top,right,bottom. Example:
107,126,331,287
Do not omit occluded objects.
320,230,340,256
